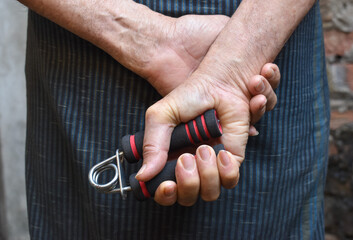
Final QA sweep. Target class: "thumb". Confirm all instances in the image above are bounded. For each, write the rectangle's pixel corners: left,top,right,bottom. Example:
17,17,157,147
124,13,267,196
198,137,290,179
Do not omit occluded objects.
135,81,214,181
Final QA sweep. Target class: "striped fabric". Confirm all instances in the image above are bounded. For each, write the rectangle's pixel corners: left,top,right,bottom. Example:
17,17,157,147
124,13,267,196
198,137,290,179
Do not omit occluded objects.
24,0,330,239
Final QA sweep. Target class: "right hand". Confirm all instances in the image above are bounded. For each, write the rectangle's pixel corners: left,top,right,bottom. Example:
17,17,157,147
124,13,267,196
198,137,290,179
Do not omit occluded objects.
134,24,281,201
151,64,280,206
140,15,280,131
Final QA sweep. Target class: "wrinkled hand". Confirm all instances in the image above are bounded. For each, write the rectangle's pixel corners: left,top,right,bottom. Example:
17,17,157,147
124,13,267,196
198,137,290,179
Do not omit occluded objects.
135,52,280,205
136,72,253,204
144,15,230,96
100,8,280,205
143,15,280,134
155,145,236,206
152,64,280,206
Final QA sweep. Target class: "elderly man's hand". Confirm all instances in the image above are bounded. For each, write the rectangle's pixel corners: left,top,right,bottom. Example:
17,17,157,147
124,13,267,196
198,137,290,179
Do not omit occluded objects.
19,0,279,132
20,0,281,206
133,0,313,206
142,15,280,135
150,62,279,206
135,55,279,205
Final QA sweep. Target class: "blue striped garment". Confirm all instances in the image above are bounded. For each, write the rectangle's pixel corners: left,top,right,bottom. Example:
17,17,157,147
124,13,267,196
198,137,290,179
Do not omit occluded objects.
24,0,330,239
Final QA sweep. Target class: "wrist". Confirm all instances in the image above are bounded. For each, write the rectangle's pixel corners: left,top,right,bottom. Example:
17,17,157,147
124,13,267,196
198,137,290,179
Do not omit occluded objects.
192,19,272,101
98,1,174,76
194,51,259,102
20,0,170,77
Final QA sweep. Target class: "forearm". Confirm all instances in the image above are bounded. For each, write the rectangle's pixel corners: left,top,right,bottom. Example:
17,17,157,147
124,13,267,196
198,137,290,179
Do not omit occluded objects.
18,0,170,75
197,0,315,98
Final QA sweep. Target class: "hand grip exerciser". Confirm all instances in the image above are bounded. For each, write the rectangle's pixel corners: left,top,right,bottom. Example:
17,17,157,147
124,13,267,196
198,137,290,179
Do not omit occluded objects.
88,109,223,200
121,109,222,163
89,144,225,201
128,144,225,201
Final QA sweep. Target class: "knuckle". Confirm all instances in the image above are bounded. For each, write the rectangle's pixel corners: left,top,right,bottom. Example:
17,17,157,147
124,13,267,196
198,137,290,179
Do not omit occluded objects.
201,190,220,202
200,174,221,202
177,178,199,206
220,165,240,189
145,100,180,126
266,95,277,111
179,178,199,191
255,74,264,83
154,184,177,206
143,143,159,155
145,105,160,123
223,168,240,189
199,168,219,183
222,175,239,189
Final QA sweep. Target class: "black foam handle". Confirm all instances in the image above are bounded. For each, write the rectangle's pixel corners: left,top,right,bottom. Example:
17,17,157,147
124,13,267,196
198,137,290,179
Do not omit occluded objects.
121,109,222,163
129,144,225,201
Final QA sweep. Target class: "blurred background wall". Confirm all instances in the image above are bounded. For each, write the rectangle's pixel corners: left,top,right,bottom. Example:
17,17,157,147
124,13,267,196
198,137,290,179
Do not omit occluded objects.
0,0,28,239
321,0,353,240
0,1,352,240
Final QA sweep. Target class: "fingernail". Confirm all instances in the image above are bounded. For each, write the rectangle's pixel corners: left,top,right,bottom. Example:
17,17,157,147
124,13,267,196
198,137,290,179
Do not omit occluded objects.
180,154,196,171
255,79,265,92
136,164,146,178
164,184,176,197
249,126,259,136
199,146,211,161
219,150,231,166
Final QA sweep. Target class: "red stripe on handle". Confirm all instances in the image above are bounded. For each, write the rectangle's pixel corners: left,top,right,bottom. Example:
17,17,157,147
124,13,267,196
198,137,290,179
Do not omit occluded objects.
139,181,151,198
193,120,203,141
130,135,141,160
185,124,195,144
201,114,211,139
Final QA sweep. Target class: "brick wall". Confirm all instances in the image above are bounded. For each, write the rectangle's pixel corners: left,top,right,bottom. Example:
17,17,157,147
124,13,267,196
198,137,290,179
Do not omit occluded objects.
321,0,353,111
320,1,353,240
